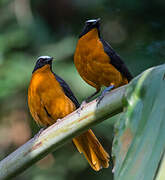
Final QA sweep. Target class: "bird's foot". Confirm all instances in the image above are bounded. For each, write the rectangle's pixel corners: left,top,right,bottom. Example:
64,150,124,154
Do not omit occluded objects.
96,85,115,107
77,100,87,116
34,127,46,139
56,118,62,123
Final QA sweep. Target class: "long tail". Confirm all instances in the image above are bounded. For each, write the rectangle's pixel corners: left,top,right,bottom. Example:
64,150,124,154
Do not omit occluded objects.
72,129,109,171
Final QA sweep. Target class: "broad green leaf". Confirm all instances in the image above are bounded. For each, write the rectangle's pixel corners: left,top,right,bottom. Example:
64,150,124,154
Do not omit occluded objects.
112,64,165,180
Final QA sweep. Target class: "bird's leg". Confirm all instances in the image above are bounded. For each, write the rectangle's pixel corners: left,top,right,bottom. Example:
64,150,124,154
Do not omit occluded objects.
82,89,100,107
34,127,46,139
84,89,101,103
96,84,115,106
77,89,100,116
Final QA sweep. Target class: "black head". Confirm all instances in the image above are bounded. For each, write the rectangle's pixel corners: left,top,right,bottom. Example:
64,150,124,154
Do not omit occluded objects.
32,56,53,73
79,18,101,38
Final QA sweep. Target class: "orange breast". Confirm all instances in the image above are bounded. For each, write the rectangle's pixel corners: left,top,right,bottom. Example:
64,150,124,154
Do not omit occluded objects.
74,28,128,89
28,65,76,126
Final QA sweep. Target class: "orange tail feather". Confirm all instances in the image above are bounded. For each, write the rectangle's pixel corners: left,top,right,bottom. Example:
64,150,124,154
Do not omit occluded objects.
73,129,109,171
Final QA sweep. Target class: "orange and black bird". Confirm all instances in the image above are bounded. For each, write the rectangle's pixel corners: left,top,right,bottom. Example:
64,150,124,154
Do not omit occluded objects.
28,56,109,171
74,18,133,102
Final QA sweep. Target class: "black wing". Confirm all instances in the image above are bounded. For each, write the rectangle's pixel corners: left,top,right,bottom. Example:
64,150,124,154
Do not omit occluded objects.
100,38,133,82
53,73,80,109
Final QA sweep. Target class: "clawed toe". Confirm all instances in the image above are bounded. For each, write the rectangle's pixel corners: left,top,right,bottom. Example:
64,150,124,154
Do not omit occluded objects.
96,94,104,107
77,100,87,115
34,127,46,139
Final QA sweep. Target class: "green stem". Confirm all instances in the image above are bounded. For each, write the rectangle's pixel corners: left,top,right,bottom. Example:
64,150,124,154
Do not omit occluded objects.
0,85,127,180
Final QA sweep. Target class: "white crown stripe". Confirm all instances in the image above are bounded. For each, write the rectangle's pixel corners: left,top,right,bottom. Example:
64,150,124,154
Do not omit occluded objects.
86,19,97,23
37,56,51,60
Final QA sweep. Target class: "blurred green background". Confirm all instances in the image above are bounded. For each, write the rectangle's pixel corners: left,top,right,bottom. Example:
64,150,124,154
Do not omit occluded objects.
0,0,165,179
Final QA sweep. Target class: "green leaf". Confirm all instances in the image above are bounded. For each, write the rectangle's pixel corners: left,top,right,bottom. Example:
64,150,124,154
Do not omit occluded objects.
112,64,165,180
155,151,165,180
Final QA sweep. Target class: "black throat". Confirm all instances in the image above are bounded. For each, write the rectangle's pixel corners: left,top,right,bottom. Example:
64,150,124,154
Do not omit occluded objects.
32,63,52,74
79,25,101,39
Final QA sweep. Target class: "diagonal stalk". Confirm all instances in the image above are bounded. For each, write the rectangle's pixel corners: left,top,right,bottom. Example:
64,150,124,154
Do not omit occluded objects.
0,85,127,180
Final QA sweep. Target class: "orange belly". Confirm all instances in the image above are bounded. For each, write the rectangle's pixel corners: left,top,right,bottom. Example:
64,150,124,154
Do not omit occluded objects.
74,35,128,89
28,67,76,126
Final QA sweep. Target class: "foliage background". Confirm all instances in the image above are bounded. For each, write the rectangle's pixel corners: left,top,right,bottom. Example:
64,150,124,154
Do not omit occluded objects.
0,0,164,179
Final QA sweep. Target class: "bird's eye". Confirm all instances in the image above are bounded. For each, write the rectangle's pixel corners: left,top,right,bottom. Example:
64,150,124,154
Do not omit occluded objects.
39,58,44,63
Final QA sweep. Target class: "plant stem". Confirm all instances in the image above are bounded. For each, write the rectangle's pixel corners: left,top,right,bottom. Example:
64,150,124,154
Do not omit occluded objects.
0,85,127,180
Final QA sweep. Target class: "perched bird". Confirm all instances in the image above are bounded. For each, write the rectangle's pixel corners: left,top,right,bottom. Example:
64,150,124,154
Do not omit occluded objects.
74,18,133,102
28,56,109,171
